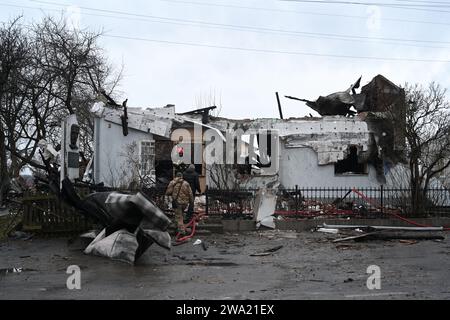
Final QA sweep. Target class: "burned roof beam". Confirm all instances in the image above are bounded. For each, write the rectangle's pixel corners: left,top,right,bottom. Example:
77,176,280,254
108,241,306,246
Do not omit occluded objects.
180,106,217,124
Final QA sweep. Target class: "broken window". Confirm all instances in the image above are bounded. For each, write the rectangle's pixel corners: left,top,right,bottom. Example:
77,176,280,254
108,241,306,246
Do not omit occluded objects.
334,146,367,175
140,140,155,177
234,132,279,176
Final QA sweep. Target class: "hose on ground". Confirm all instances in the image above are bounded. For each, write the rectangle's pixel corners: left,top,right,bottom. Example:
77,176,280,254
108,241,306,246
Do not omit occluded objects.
351,188,450,231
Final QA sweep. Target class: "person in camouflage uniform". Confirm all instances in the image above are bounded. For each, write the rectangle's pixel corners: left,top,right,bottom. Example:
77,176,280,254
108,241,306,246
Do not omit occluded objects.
165,172,193,234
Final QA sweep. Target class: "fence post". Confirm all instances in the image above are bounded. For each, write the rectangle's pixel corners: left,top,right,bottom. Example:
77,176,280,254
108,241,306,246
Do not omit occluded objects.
205,185,209,216
380,184,384,215
295,185,299,214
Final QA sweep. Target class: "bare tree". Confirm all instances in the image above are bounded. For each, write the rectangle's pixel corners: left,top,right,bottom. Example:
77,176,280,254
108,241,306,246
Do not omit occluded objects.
0,17,32,204
0,15,122,203
403,82,450,214
120,142,156,190
32,16,122,158
206,164,238,190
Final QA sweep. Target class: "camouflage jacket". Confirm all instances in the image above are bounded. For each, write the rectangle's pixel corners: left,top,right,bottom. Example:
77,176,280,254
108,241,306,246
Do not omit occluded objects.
165,177,193,206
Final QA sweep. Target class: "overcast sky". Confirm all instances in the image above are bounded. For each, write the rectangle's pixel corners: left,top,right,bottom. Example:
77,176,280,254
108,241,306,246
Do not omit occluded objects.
1,0,450,118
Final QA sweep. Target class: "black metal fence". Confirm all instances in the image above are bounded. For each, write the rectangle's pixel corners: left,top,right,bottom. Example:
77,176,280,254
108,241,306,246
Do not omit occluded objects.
205,186,450,219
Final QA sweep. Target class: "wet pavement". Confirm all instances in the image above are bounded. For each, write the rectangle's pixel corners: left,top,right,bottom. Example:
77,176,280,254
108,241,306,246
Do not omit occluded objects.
0,230,449,299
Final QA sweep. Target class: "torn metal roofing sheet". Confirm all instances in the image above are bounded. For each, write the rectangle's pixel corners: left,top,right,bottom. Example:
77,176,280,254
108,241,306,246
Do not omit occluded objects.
91,102,226,140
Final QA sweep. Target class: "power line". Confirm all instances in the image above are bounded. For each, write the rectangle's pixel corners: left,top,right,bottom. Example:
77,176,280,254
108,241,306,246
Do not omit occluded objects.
3,1,449,62
281,0,450,13
160,0,450,26
104,33,450,63
282,0,450,8
4,1,450,54
19,1,450,47
4,2,450,51
281,0,450,8
394,0,450,4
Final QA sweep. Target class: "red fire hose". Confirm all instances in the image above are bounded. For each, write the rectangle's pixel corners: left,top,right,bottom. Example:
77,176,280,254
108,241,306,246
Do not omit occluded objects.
174,212,205,244
351,188,450,231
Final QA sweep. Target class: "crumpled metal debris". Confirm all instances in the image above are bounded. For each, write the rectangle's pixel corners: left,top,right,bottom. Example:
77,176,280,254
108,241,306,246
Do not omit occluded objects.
286,76,364,116
61,178,171,264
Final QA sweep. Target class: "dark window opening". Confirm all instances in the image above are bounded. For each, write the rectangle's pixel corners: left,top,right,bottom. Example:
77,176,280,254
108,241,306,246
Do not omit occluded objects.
256,133,272,168
334,146,367,175
190,143,203,176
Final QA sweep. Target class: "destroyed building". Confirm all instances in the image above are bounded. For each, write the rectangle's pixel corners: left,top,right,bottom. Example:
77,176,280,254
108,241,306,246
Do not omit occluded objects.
88,75,406,190
90,102,220,190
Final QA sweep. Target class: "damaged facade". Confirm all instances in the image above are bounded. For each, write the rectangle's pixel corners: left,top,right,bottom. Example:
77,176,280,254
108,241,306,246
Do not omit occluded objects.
89,75,406,191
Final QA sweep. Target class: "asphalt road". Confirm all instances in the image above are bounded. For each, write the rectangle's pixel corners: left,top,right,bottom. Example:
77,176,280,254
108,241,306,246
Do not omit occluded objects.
0,230,449,299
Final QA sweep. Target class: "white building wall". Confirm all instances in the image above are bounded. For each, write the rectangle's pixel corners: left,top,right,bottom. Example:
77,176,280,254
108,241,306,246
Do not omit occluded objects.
94,118,153,187
279,144,380,188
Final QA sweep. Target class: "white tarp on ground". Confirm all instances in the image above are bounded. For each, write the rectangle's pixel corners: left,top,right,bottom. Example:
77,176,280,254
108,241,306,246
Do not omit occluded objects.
254,189,277,229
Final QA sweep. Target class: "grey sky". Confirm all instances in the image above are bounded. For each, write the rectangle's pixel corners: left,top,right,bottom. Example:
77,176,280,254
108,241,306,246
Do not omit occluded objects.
1,0,450,118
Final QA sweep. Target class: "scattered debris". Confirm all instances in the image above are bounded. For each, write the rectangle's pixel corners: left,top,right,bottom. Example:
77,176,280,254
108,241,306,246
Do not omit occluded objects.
399,240,418,245
332,230,444,243
321,223,444,231
250,245,283,257
0,268,37,275
193,239,202,246
62,178,172,264
320,223,446,243
332,232,381,243
317,228,339,234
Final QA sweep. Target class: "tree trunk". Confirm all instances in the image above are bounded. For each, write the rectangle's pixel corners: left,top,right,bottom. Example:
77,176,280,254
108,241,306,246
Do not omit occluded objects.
7,135,20,177
410,160,425,216
0,122,10,206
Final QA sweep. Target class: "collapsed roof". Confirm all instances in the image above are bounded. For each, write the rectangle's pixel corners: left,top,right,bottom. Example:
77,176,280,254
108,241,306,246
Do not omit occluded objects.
90,74,406,186
285,74,405,117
